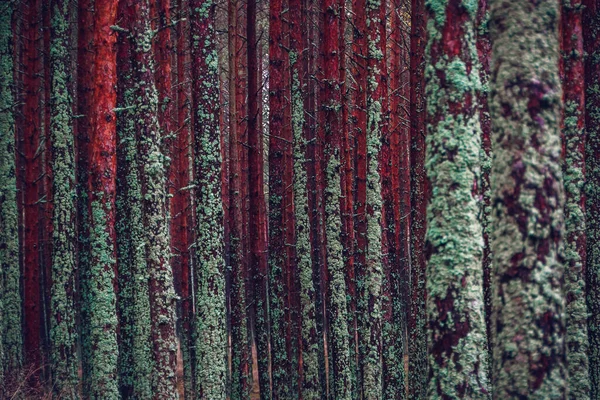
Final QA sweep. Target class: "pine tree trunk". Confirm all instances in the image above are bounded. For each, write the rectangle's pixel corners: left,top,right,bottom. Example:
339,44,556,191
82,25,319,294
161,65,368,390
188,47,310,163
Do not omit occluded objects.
0,0,22,379
424,1,490,397
189,1,228,398
583,1,600,399
48,0,78,396
489,0,566,397
561,1,590,399
83,0,120,397
115,0,153,397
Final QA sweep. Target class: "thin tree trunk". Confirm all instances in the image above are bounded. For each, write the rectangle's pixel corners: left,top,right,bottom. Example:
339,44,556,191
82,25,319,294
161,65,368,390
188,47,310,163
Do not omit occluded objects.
561,1,589,398
584,1,600,399
424,0,490,397
408,0,428,397
189,1,228,398
83,0,120,396
489,0,566,397
48,0,78,396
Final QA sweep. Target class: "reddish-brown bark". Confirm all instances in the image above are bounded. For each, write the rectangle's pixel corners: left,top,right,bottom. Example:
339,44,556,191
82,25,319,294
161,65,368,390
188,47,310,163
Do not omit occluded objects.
20,0,44,374
156,0,173,150
247,0,270,396
408,0,428,397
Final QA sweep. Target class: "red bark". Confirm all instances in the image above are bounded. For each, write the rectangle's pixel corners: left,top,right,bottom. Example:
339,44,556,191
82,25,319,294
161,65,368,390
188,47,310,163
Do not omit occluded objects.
20,0,44,374
408,0,428,397
156,0,173,151
247,0,270,396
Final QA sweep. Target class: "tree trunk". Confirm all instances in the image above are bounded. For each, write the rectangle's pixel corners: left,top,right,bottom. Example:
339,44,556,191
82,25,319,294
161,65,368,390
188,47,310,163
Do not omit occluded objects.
130,1,180,397
584,1,600,399
561,1,590,399
83,0,120,396
48,0,78,396
115,0,153,397
0,0,22,378
190,1,228,398
424,0,490,397
489,0,566,397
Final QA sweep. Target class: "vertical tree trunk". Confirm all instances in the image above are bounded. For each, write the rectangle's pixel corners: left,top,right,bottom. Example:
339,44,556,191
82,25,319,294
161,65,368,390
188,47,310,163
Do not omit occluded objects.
21,0,44,375
130,1,180,397
584,1,600,398
0,0,22,378
172,0,194,396
48,0,78,396
229,1,252,397
561,1,590,399
320,0,352,398
156,0,173,151
190,1,228,398
383,2,409,398
424,0,490,397
83,0,120,396
489,0,566,397
290,0,321,397
115,0,153,397
476,0,492,361
408,0,428,397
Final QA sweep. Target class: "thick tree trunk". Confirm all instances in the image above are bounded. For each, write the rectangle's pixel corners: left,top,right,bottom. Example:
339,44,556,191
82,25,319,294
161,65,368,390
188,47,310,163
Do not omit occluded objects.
83,0,120,396
114,0,153,397
0,0,22,378
424,1,490,397
489,0,566,397
584,1,600,399
561,1,590,399
190,1,228,398
130,1,179,398
48,0,78,396
408,0,428,397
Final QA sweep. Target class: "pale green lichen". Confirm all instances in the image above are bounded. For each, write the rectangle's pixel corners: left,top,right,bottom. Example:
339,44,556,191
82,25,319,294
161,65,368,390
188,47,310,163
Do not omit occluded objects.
423,1,490,397
488,0,566,398
0,0,22,379
48,0,79,397
190,2,227,398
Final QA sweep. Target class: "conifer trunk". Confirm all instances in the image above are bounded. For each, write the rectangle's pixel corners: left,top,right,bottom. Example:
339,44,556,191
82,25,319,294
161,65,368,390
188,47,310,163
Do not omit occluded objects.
83,0,121,396
48,0,78,396
424,0,490,397
489,0,566,397
561,1,589,398
190,1,228,398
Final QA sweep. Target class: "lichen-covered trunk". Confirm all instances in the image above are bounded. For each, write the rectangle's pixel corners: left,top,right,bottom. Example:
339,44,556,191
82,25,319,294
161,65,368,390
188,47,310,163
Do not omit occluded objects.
0,0,22,377
83,0,120,396
476,0,492,362
189,1,227,398
424,0,490,397
114,0,153,397
130,1,179,397
320,1,352,398
48,0,78,396
488,0,566,397
247,0,271,397
358,0,387,398
561,1,589,398
383,1,409,398
408,0,428,397
156,0,173,155
584,1,600,398
21,0,45,375
268,0,297,396
290,0,321,397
